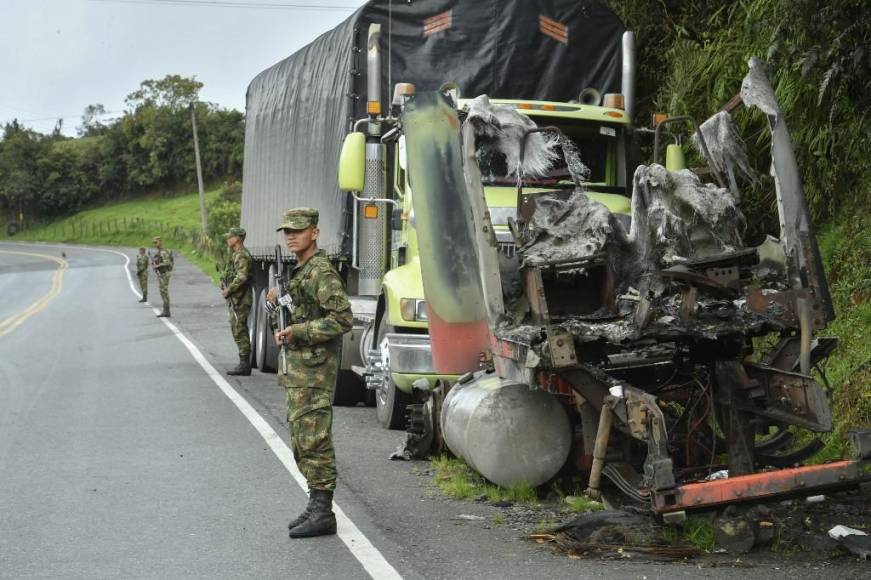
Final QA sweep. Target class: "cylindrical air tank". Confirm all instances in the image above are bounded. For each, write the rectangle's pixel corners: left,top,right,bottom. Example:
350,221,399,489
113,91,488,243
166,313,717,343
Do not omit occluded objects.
441,373,572,488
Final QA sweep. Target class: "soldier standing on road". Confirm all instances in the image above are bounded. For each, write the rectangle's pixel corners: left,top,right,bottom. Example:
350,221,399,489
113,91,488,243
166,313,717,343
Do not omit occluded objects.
222,227,253,376
266,208,353,539
152,236,173,318
136,247,149,303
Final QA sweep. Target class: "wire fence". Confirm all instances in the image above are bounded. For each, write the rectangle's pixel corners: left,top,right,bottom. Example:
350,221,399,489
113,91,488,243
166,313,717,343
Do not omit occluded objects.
13,216,230,263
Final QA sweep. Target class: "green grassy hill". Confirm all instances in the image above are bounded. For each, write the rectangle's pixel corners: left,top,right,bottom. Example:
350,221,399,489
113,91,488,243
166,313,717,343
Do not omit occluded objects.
2,189,225,282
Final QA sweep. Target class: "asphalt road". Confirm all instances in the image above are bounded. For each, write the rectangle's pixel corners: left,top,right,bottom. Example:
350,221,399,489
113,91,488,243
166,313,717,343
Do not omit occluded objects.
0,242,864,580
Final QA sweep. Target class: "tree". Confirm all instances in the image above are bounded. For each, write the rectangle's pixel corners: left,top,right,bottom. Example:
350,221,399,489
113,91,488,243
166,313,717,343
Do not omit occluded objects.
79,103,108,137
125,74,203,112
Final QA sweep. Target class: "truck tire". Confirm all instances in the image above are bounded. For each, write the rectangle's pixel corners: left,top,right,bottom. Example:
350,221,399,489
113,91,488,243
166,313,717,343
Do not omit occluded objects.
255,289,277,372
248,287,259,367
333,370,364,406
375,322,411,430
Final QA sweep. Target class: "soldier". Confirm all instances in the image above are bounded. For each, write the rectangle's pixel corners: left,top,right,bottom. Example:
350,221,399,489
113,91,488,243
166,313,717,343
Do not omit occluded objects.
152,236,173,318
266,207,352,539
136,247,149,303
222,227,253,376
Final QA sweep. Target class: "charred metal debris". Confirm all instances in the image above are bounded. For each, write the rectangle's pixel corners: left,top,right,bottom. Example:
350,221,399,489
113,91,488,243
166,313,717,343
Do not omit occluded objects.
419,59,871,519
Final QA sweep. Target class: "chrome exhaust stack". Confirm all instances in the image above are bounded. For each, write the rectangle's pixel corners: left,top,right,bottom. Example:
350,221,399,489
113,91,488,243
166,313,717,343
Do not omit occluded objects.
356,23,388,296
621,31,636,121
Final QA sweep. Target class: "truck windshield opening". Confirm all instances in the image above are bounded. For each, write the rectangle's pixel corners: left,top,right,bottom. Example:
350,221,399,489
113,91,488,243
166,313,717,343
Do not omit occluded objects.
475,121,620,188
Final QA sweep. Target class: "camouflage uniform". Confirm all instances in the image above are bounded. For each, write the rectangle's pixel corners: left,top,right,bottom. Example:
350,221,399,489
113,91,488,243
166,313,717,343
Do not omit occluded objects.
136,253,149,300
276,245,352,492
224,244,253,359
153,245,173,311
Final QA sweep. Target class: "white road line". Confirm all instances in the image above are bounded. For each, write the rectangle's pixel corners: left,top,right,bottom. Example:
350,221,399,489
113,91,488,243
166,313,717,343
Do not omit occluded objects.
99,245,403,580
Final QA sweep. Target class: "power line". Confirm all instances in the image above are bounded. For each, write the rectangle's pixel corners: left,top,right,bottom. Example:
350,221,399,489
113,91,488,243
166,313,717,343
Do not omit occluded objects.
88,0,358,11
5,110,118,123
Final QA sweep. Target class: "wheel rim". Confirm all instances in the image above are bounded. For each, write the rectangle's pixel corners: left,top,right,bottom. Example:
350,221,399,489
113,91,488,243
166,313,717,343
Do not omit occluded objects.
377,335,390,409
255,290,266,368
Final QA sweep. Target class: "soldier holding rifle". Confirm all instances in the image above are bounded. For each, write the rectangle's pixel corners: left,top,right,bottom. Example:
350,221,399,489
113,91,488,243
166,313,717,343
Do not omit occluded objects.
266,207,352,539
222,227,254,376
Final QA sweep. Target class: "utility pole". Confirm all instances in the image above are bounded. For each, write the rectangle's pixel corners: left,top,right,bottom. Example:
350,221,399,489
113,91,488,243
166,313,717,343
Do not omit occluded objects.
190,102,207,234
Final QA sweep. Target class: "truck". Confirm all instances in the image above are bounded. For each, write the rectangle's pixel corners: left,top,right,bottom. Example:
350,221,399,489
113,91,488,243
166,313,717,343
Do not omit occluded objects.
242,0,870,523
240,0,636,423
390,60,871,523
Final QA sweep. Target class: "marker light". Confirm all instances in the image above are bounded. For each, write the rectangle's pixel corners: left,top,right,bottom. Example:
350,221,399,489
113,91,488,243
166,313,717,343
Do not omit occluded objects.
364,203,379,219
602,93,625,110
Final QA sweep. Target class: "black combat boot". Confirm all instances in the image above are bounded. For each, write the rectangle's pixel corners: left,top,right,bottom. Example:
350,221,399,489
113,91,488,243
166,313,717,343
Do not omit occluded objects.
287,493,317,531
138,296,147,303
227,355,252,376
288,489,336,538
157,305,170,318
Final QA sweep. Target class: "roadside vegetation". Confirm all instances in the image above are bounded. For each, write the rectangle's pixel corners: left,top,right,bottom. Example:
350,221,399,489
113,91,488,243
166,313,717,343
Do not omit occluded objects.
610,0,871,453
430,455,538,506
0,181,243,284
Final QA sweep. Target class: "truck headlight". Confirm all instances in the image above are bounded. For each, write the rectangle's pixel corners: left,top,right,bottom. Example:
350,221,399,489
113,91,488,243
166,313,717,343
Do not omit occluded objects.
400,298,428,321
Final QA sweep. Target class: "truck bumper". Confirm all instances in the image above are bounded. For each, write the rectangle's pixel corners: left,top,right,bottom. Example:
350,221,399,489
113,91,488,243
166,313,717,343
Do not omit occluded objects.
383,332,460,394
654,459,871,515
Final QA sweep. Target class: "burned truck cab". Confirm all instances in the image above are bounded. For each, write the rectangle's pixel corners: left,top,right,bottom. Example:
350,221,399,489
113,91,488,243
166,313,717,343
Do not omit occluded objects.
405,58,870,519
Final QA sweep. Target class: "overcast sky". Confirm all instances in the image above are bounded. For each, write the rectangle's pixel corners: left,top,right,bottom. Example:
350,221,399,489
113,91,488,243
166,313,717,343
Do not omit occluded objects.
1,0,366,135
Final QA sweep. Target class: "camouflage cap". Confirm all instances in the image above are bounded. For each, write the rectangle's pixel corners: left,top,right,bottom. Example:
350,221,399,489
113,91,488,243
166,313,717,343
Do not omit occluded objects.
277,207,319,231
152,236,162,243
224,226,246,239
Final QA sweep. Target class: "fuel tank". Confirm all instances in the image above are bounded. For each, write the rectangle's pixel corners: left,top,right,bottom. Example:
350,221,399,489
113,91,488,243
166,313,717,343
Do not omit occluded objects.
440,373,572,487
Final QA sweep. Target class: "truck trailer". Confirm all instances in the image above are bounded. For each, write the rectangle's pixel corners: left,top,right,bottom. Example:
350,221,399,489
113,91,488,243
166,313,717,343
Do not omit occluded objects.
241,0,635,420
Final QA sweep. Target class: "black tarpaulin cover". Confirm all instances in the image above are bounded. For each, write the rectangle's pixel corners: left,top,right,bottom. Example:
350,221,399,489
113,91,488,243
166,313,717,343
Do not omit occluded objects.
241,0,626,257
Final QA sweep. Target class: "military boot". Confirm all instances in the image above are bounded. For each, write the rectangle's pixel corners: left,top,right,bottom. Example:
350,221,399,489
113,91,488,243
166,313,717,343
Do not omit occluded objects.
157,305,170,318
138,296,147,303
287,493,317,532
227,355,252,376
288,489,336,538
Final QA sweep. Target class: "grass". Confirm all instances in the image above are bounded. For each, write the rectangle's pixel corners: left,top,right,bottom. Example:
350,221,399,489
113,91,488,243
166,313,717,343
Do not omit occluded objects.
2,189,224,284
662,516,717,552
683,517,717,552
564,495,605,513
430,455,539,505
805,211,871,461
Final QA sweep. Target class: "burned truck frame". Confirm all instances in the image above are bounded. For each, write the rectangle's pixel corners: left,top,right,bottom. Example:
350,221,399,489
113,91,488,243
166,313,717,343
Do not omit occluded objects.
404,58,870,520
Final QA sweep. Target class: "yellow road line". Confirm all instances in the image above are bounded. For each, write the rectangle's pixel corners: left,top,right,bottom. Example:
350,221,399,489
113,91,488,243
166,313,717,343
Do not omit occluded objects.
0,250,68,338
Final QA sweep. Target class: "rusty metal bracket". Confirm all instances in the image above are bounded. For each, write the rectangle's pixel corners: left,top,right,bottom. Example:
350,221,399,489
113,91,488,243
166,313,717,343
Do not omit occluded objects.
654,460,871,514
545,328,577,368
743,363,832,432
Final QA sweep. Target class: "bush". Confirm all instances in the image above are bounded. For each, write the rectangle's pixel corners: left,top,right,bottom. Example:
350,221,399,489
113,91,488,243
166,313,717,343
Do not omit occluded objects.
206,199,241,238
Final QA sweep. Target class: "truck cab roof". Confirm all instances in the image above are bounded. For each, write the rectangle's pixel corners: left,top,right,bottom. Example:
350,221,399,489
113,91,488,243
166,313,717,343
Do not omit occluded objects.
457,97,631,125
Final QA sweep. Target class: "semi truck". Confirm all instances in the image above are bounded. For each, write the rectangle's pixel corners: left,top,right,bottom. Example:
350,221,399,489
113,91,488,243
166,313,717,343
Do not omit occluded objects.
240,0,636,423
241,0,870,519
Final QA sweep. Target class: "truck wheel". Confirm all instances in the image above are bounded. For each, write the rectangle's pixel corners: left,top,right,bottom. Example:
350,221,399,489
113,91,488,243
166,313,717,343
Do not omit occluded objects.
333,370,364,406
375,322,411,430
255,289,276,372
248,288,259,367
358,323,377,407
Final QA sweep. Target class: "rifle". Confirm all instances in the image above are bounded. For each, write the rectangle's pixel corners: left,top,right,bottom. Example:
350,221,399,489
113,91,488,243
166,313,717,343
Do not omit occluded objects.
217,259,237,310
274,244,290,375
